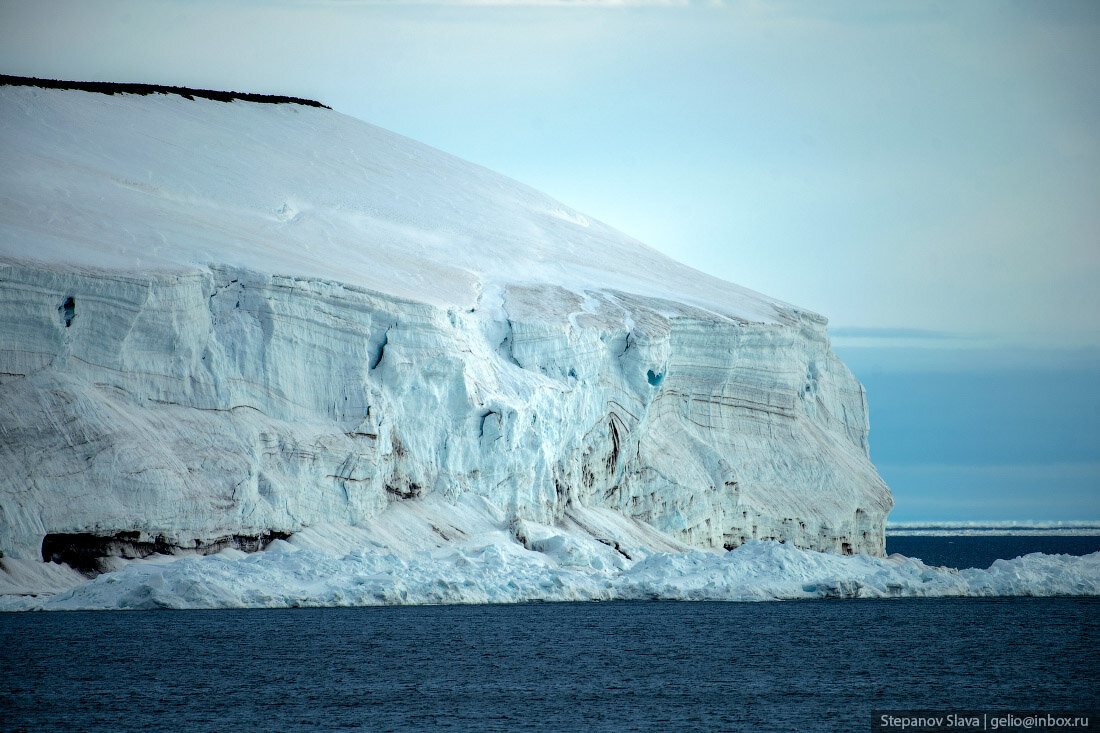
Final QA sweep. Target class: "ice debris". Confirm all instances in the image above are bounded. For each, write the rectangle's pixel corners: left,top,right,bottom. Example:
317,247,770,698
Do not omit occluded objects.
3,533,1096,611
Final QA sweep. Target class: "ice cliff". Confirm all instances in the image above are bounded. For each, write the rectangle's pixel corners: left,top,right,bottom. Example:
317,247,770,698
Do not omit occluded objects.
0,79,892,596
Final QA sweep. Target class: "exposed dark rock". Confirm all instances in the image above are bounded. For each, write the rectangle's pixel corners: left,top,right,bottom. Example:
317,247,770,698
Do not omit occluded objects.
41,530,292,575
1,74,329,109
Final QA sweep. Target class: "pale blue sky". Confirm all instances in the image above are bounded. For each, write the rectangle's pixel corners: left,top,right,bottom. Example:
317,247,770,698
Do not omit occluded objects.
2,0,1097,520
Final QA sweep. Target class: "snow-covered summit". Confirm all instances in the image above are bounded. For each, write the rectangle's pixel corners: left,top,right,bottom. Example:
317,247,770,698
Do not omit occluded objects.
1,80,892,604
1,81,792,325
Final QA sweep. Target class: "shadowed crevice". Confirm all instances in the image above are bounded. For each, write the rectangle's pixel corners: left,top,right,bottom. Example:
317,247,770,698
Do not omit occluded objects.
41,530,292,576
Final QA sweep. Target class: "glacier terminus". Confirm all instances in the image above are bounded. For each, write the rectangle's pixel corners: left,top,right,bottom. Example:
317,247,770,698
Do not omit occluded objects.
11,77,1080,609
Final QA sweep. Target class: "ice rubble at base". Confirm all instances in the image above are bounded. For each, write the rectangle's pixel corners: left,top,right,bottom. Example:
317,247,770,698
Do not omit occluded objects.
2,496,1097,611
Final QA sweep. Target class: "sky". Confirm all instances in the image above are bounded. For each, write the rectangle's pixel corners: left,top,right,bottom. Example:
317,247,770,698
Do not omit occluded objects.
1,0,1097,521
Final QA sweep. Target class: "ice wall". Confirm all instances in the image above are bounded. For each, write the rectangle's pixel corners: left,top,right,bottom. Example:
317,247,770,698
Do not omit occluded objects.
0,262,889,562
0,83,891,573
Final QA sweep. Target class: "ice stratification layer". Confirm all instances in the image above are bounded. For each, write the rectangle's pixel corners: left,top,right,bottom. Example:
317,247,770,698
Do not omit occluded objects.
2,497,1097,611
1,82,890,599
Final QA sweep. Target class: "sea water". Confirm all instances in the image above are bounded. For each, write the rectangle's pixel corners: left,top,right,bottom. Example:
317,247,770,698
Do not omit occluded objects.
2,536,1097,732
887,535,1100,570
2,599,1097,732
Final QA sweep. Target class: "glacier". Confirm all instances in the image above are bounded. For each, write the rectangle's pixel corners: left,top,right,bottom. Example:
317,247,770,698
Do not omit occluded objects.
8,78,1081,610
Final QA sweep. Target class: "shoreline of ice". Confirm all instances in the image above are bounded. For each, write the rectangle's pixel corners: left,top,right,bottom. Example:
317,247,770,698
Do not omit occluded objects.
4,515,1097,611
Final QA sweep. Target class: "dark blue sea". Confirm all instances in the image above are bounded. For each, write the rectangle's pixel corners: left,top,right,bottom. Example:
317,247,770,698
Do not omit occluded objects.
886,534,1100,570
2,537,1098,732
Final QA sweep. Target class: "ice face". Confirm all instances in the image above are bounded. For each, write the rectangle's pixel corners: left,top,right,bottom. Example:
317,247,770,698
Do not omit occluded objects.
0,263,889,565
1,84,890,597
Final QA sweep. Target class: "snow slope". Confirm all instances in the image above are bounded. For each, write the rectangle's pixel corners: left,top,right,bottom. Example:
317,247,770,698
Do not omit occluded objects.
1,82,894,602
0,83,784,320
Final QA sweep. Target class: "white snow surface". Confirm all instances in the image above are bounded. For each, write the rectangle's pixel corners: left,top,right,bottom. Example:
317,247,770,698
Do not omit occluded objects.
1,84,895,601
0,85,785,322
3,495,1097,611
